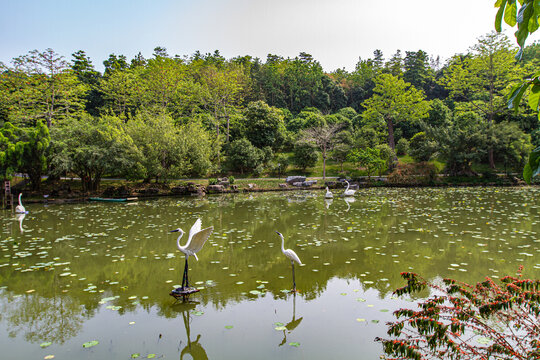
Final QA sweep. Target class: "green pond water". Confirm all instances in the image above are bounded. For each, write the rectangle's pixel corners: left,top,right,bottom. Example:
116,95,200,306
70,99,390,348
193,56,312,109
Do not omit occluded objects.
0,187,539,359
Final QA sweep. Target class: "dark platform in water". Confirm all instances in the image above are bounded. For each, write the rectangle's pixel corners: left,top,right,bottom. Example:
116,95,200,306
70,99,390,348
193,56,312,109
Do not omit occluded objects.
170,286,200,300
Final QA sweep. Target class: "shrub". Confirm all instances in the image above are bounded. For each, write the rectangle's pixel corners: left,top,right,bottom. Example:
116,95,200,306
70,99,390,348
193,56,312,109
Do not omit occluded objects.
292,142,318,170
396,138,410,156
228,175,235,184
377,268,540,360
225,138,264,174
387,162,437,185
208,178,218,186
409,131,437,162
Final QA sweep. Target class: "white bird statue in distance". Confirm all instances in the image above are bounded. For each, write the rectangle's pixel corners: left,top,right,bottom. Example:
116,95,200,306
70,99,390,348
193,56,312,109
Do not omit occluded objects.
15,193,27,214
170,218,213,290
343,180,356,197
325,187,333,199
275,231,302,292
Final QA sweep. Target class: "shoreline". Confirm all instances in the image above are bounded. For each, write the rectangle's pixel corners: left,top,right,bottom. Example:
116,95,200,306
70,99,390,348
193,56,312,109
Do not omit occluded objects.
6,178,535,207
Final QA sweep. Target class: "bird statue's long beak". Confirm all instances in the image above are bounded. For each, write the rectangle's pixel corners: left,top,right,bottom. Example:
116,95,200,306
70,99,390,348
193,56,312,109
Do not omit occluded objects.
170,229,180,233
275,231,282,236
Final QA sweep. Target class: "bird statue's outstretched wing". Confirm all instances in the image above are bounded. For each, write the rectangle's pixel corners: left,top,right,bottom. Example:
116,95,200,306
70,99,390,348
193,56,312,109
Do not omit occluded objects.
186,218,202,247
186,226,214,258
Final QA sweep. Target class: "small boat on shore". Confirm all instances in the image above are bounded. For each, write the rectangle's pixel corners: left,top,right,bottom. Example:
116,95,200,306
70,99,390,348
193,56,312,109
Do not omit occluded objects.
88,197,138,202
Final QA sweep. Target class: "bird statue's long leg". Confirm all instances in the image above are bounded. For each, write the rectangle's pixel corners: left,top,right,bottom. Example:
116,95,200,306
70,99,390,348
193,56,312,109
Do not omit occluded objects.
182,258,189,289
291,261,296,292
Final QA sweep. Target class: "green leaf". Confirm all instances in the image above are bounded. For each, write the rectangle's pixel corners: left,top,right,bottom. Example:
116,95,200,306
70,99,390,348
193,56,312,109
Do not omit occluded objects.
131,353,140,358
508,82,530,111
275,326,287,331
224,325,233,329
495,0,509,32
289,342,300,347
528,85,540,113
40,342,52,348
524,146,540,183
147,354,156,359
505,0,518,26
82,340,99,348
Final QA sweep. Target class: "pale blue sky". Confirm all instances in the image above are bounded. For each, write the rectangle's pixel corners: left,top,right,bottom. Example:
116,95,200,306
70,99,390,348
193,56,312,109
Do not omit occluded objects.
0,0,535,72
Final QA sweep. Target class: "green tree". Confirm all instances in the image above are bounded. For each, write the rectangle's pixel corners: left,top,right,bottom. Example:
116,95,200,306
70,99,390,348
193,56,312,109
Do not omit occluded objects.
292,141,318,170
409,132,437,162
243,101,286,149
347,147,385,181
225,138,264,174
20,120,50,190
0,123,24,180
362,73,430,166
440,32,519,169
50,116,142,191
300,124,344,179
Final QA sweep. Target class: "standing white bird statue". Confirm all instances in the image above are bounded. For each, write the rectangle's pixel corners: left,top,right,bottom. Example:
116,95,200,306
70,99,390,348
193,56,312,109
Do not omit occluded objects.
276,231,302,292
170,218,213,290
15,193,26,214
343,180,356,197
325,187,333,199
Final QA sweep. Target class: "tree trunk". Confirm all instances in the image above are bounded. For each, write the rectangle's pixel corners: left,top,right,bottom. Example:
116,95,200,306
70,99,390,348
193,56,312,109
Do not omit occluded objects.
386,117,398,169
322,154,326,180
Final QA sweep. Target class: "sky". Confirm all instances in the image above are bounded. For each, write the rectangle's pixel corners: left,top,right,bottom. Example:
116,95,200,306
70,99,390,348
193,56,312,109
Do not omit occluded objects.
0,0,537,72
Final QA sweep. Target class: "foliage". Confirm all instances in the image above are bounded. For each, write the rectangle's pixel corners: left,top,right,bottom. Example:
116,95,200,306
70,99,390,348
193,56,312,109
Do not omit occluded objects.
208,178,218,186
375,144,396,173
300,124,344,178
429,111,487,176
409,132,438,162
19,120,50,190
495,0,540,182
362,73,430,162
387,162,437,185
273,153,290,178
0,122,24,180
49,115,142,191
377,268,540,360
228,175,235,184
225,138,264,174
243,101,286,150
347,147,386,180
491,121,531,173
292,142,318,170
396,138,410,156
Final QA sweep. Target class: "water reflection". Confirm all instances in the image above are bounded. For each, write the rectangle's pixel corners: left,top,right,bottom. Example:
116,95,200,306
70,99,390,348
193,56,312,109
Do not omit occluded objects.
278,293,303,347
173,302,208,360
15,213,25,233
0,187,538,359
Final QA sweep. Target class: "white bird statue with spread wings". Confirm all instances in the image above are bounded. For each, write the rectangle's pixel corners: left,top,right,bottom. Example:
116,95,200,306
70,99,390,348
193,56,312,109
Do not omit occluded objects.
325,187,333,199
15,193,27,214
276,231,302,292
343,180,356,197
170,218,213,290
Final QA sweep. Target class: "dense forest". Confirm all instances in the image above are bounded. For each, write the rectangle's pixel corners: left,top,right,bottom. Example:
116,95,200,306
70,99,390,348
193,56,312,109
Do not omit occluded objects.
1,31,539,191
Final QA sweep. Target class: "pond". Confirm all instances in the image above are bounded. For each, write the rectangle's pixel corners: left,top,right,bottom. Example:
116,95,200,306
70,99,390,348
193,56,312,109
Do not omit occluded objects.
0,187,539,359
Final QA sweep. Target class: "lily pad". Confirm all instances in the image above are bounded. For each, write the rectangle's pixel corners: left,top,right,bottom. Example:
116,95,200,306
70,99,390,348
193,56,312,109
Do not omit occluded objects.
82,340,99,348
131,353,140,358
275,326,287,331
40,342,52,348
147,354,156,359
289,342,300,347
225,325,233,329
192,311,204,316
44,356,55,360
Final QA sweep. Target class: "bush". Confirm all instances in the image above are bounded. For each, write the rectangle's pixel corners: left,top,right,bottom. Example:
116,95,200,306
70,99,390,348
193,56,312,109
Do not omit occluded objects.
375,144,396,172
409,131,437,162
208,178,218,185
225,138,264,174
387,162,438,185
273,153,289,177
377,268,540,360
228,175,235,184
396,138,410,156
292,142,318,170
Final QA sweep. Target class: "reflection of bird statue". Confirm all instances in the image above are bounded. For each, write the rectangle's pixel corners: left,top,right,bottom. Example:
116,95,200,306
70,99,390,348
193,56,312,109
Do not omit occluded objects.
15,193,26,214
15,213,26,233
279,293,303,346
343,180,356,197
324,198,333,209
344,196,355,212
170,219,213,290
325,187,333,199
176,302,208,360
275,231,302,292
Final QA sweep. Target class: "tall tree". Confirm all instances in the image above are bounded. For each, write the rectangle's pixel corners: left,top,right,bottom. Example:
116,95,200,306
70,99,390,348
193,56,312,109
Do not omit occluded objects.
362,73,430,166
441,32,519,168
301,124,344,179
